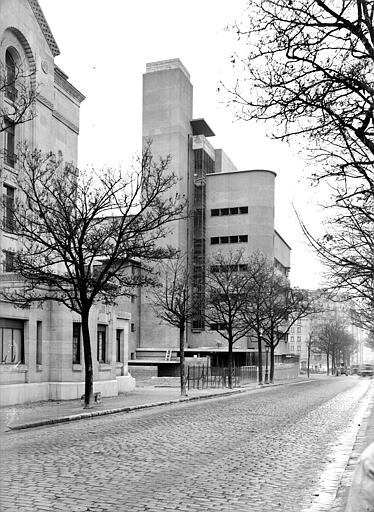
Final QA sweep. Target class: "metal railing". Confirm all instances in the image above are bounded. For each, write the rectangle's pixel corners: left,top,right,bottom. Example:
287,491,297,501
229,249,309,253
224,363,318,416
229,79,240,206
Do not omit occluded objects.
187,365,258,389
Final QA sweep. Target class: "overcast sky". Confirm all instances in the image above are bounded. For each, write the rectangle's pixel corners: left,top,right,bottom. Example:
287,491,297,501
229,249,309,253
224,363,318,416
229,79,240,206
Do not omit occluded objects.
38,0,326,289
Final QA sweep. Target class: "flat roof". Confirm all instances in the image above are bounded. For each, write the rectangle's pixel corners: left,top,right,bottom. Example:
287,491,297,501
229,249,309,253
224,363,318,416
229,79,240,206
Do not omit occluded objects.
207,169,277,177
274,229,292,250
190,119,215,137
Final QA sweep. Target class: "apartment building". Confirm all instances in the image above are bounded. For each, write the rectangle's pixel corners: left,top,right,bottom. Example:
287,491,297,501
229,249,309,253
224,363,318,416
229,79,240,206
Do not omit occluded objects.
0,0,135,405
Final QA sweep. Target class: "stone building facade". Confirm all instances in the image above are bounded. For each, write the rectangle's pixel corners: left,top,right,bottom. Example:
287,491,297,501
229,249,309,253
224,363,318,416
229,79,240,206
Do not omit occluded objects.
0,0,135,405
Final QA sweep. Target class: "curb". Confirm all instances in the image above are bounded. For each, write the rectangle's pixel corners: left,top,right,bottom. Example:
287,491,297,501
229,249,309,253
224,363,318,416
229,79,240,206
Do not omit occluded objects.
6,379,310,432
7,387,247,431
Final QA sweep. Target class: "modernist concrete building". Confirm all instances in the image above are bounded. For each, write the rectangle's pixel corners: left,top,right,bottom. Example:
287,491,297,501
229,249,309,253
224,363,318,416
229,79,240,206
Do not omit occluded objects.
0,0,135,405
133,59,291,371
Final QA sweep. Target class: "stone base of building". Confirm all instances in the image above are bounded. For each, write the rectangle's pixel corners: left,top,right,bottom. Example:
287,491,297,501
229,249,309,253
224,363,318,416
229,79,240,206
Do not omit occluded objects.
0,375,136,406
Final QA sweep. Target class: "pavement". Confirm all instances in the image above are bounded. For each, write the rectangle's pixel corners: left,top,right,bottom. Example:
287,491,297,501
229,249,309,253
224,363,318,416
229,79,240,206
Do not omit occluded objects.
0,376,311,432
331,377,374,511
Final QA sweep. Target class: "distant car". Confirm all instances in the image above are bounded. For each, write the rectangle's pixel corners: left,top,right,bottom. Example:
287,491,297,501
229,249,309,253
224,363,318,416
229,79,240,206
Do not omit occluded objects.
336,363,349,376
351,364,360,375
358,364,374,377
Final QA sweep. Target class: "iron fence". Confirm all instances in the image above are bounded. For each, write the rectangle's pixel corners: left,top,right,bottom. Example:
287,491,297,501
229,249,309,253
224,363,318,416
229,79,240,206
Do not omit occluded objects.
187,365,258,389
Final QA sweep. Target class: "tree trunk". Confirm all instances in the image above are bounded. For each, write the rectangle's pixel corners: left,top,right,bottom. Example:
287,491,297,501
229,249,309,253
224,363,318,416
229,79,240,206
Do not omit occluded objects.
307,344,311,379
227,338,233,389
81,309,94,408
257,332,263,384
179,324,187,397
326,352,330,376
269,344,275,384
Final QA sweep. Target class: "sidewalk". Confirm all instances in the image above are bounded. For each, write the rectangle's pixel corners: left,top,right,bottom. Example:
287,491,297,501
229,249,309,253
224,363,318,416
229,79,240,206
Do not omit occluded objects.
331,382,374,511
0,377,309,433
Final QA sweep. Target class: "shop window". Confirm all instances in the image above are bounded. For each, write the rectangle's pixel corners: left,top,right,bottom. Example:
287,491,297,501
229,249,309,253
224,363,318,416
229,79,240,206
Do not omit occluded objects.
72,322,81,364
97,324,107,363
239,206,248,214
239,235,248,243
116,329,123,362
211,237,219,245
211,209,219,216
0,319,24,364
220,236,229,244
229,235,239,243
36,321,42,365
229,207,238,215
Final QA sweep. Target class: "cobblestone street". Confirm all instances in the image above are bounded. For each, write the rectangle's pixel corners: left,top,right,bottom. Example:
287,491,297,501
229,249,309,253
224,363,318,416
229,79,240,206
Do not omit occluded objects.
0,378,371,512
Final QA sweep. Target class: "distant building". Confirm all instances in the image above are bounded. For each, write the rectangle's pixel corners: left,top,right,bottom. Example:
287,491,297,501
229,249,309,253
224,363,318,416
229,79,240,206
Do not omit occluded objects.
133,59,291,371
0,0,135,405
289,295,369,372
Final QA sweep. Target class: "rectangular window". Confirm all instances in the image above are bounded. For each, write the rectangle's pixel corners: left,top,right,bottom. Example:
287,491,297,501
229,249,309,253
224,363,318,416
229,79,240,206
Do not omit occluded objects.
239,206,248,214
36,321,42,365
297,336,301,343
0,319,24,364
229,235,239,243
290,345,294,352
116,329,123,362
297,326,301,333
97,324,107,363
220,208,229,216
211,237,219,245
72,322,81,364
239,235,248,243
297,346,301,352
4,120,16,168
3,251,14,272
131,294,136,303
220,236,229,244
229,207,238,215
238,264,248,272
131,323,135,333
3,185,15,233
290,336,294,342
211,209,219,217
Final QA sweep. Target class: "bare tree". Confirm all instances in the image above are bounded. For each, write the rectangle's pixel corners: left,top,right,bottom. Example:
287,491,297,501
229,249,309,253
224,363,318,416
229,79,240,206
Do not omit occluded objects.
1,143,185,407
229,0,374,199
0,57,38,132
241,251,276,384
204,251,253,389
228,0,374,314
314,318,355,375
261,279,319,383
151,254,194,396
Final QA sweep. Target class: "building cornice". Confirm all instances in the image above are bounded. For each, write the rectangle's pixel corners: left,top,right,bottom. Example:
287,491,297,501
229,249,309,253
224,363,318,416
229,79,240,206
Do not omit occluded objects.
54,66,85,104
52,110,79,134
27,0,60,57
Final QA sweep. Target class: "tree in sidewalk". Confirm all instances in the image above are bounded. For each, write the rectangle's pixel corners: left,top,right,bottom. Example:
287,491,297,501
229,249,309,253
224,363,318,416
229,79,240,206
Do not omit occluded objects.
0,143,185,407
260,277,321,383
241,251,277,384
204,251,253,389
314,318,355,375
151,253,195,397
228,0,374,316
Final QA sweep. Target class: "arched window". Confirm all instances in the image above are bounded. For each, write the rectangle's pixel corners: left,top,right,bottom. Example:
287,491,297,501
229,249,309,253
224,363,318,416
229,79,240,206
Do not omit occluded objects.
5,48,19,102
